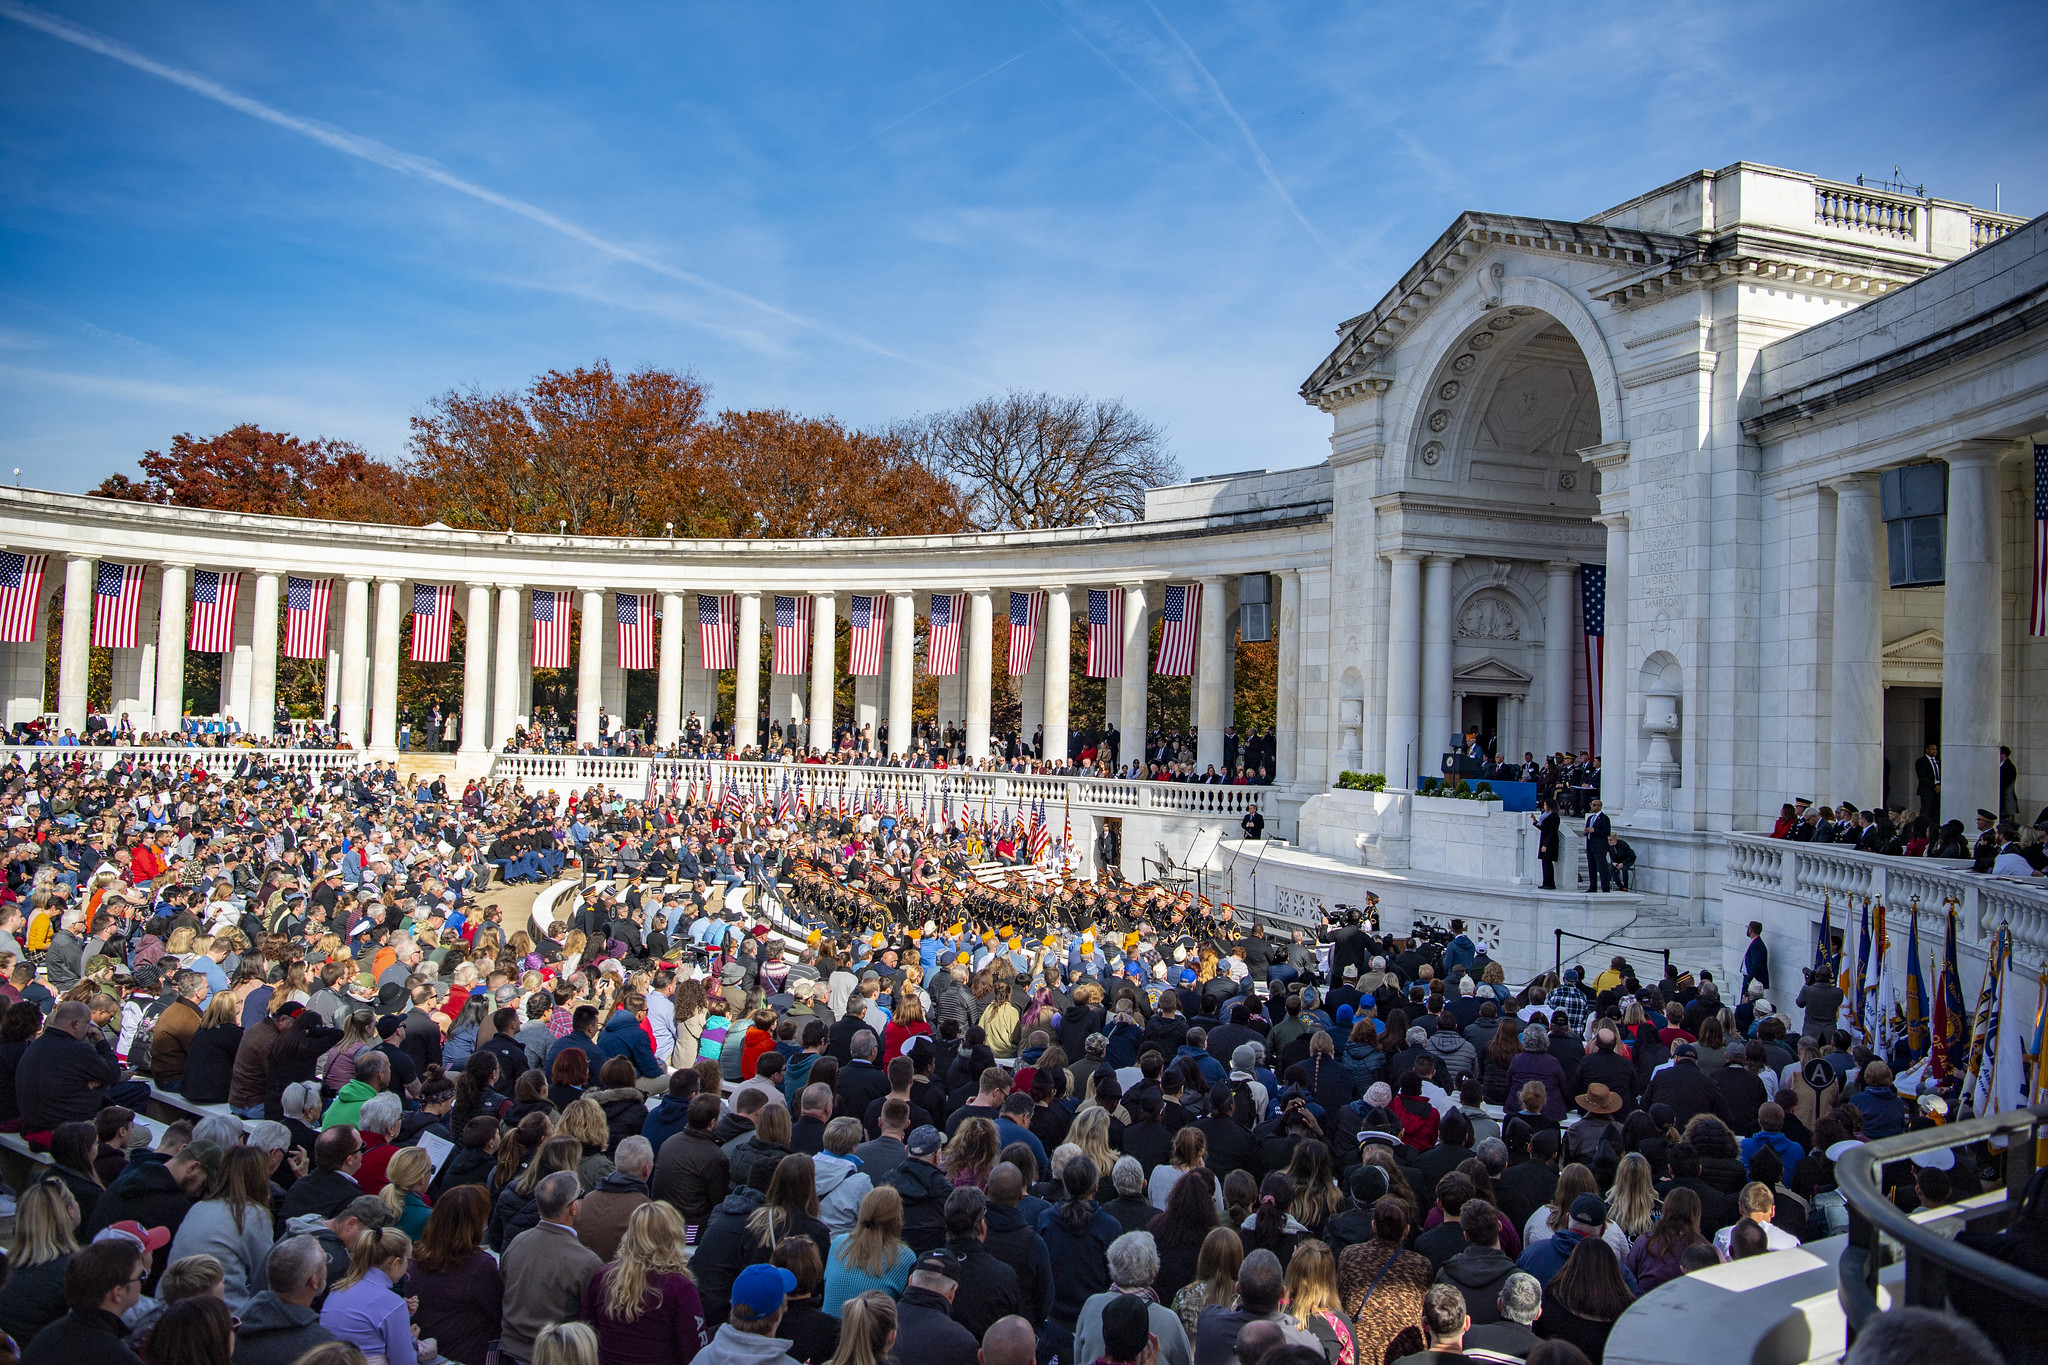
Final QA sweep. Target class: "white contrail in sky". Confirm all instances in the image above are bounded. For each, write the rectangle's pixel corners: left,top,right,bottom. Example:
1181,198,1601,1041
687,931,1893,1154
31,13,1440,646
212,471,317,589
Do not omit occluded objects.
812,49,1032,170
1141,2,1374,291
0,0,990,384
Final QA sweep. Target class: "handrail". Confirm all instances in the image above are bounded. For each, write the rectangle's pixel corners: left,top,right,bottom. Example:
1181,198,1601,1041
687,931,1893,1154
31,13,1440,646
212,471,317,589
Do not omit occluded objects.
1834,1106,2048,1313
1552,922,1662,980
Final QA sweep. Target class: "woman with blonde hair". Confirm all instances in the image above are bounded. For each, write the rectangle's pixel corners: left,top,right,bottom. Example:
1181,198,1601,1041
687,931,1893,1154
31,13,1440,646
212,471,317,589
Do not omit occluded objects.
1170,1226,1242,1341
1526,1162,1631,1258
942,1116,1001,1189
319,1227,419,1365
531,1322,600,1365
579,1201,707,1362
823,1186,914,1315
559,1096,617,1188
830,1290,896,1365
1283,1238,1355,1363
0,1178,81,1344
379,1146,435,1240
1606,1152,1659,1244
490,1135,582,1252
320,1008,380,1094
1069,1105,1120,1181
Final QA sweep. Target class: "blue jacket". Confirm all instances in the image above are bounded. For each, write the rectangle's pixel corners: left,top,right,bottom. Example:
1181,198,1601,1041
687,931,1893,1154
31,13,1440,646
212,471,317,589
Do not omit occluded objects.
1175,1044,1225,1087
598,1009,662,1079
1517,1229,1639,1293
1849,1083,1906,1138
1036,1201,1122,1325
1740,1129,1806,1175
544,1030,603,1075
641,1093,694,1153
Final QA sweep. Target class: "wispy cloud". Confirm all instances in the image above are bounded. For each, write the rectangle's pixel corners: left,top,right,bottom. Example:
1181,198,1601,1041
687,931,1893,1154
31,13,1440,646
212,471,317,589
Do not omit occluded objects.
0,0,994,387
0,294,163,357
809,49,1033,170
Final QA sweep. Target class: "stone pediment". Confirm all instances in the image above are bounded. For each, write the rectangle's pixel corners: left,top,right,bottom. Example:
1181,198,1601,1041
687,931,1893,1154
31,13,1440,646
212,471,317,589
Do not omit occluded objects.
1883,628,1943,687
1453,655,1534,692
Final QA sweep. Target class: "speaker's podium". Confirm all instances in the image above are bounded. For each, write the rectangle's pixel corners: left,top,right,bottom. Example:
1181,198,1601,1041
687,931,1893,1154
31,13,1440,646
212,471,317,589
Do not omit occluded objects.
1441,753,1483,778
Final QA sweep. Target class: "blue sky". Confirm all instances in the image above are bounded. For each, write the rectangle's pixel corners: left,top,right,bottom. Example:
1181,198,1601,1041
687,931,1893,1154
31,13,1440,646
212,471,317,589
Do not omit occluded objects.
2,2,2044,494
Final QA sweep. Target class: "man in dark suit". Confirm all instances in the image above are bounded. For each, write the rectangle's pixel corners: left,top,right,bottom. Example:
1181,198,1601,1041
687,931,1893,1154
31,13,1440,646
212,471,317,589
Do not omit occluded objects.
1584,801,1612,892
1915,742,1941,827
1740,921,1770,996
1534,801,1561,890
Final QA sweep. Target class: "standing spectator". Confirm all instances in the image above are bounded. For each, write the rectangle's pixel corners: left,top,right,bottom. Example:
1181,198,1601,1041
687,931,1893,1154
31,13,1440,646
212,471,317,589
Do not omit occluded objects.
823,1186,915,1316
698,1263,805,1365
1071,1231,1193,1365
652,1093,731,1237
319,1227,418,1365
500,1172,604,1365
166,1145,275,1313
233,1236,339,1365
409,1186,504,1365
577,1136,654,1263
1189,1248,1321,1365
1036,1155,1121,1331
580,1202,708,1364
1336,1198,1435,1365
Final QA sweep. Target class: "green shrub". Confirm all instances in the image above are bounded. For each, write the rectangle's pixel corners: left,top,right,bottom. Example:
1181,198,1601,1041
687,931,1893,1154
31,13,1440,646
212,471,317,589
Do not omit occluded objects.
1334,771,1386,792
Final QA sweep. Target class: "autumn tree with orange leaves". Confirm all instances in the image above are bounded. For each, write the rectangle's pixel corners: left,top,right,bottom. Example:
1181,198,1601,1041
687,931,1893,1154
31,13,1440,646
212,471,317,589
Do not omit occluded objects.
91,424,425,524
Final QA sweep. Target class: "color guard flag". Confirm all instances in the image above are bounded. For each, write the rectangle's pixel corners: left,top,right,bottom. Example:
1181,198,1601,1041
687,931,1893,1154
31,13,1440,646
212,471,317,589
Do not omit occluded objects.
772,595,811,674
1155,583,1200,676
411,583,455,662
531,590,571,669
849,595,886,676
92,562,146,649
698,594,736,669
0,553,43,644
616,593,655,670
1934,904,1969,1078
283,576,330,660
188,570,239,653
1029,798,1052,861
927,593,963,676
1008,591,1045,675
2029,443,2046,636
1580,565,1605,756
1903,909,1929,1061
1086,588,1125,678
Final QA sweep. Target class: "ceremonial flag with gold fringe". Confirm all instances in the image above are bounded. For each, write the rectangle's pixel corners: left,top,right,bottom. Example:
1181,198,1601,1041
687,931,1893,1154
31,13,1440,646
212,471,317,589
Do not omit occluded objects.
1934,903,1968,1078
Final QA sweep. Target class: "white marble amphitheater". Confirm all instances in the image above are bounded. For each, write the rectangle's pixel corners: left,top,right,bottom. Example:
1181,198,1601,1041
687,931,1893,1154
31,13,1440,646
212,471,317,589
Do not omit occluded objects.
5,161,2045,1002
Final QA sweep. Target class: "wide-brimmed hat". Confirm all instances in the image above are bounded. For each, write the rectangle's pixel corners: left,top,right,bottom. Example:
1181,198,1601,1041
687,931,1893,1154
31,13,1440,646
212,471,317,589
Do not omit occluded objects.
1575,1083,1624,1115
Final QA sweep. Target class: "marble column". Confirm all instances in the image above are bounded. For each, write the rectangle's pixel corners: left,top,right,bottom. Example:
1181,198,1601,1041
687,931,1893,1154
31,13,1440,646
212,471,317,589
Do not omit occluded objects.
1940,442,2007,822
1119,583,1148,767
1421,554,1458,771
1829,475,1884,806
338,576,369,747
371,578,402,750
1599,520,1629,805
965,588,993,759
809,592,835,753
56,555,93,734
493,586,522,745
887,592,914,756
1543,561,1575,758
249,571,281,738
155,564,190,734
1275,569,1299,786
577,589,604,745
657,591,685,747
1043,587,1071,764
1195,575,1229,772
735,592,762,751
1383,552,1423,786
459,584,492,754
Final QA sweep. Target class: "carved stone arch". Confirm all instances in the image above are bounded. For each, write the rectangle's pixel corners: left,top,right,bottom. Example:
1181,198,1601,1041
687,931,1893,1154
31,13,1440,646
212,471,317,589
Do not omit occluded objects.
1450,570,1546,645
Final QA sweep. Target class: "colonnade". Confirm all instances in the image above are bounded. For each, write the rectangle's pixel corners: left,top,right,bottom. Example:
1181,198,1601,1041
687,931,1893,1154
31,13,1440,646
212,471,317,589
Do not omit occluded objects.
46,566,1283,765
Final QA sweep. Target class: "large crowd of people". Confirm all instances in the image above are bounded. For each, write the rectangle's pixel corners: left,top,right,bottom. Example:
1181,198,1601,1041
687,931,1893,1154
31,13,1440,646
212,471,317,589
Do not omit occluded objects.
0,745,2020,1365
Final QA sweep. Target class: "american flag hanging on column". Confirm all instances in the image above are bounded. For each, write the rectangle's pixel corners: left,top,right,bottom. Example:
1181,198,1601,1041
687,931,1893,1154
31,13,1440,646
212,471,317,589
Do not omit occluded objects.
92,562,146,649
927,594,963,676
283,576,331,659
411,583,454,662
0,553,44,644
532,590,571,669
1085,588,1125,678
1154,583,1200,676
2030,443,2046,637
848,594,886,676
698,594,736,669
1580,564,1606,756
188,570,239,653
616,593,655,669
1007,591,1044,675
772,595,811,674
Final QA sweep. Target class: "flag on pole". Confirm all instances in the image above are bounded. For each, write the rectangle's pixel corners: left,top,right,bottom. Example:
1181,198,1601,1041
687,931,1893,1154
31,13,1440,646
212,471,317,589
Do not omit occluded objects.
1903,909,1929,1061
1933,903,1968,1078
1154,583,1200,676
0,553,44,645
848,595,886,676
722,778,742,815
1848,899,1872,1041
927,594,963,675
616,593,655,670
1029,798,1051,861
1814,897,1837,981
1965,923,2026,1121
411,583,455,662
776,777,794,823
282,575,330,659
1008,591,1045,675
1580,564,1605,756
1871,902,1895,1053
531,590,572,668
1086,588,1125,677
188,570,239,653
772,595,811,674
697,594,737,669
2030,443,2047,636
91,562,146,648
